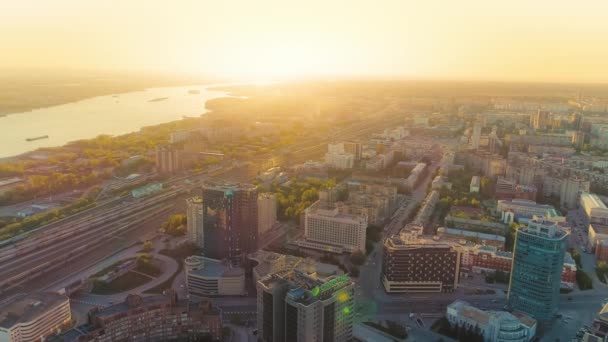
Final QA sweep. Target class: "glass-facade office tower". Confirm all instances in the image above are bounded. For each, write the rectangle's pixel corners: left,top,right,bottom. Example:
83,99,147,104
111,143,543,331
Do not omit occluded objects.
202,183,258,264
508,216,568,321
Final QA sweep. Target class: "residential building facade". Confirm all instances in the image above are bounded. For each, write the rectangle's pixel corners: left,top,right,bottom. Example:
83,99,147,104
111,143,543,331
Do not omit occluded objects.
80,292,222,341
300,199,368,253
446,300,536,342
257,193,277,235
185,256,245,297
382,224,461,293
0,292,71,342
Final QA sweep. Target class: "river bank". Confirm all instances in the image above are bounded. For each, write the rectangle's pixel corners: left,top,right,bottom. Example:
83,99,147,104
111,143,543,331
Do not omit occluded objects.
0,84,231,158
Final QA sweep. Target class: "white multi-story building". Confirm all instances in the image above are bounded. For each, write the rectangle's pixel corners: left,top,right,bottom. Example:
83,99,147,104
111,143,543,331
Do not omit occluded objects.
580,193,608,226
560,177,590,209
470,176,481,193
446,300,537,342
325,143,355,169
497,199,563,224
169,129,191,144
0,292,71,342
184,256,245,297
257,193,277,235
406,163,427,188
186,197,204,248
300,200,368,253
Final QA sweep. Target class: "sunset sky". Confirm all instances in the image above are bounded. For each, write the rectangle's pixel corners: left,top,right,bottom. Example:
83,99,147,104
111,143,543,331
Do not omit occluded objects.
1,0,608,83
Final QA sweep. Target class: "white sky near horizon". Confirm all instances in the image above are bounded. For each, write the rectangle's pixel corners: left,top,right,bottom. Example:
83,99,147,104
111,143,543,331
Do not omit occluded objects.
1,0,608,83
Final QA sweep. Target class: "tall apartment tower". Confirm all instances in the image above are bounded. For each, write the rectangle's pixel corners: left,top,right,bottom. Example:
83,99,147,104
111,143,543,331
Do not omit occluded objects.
186,197,204,248
202,183,258,264
258,193,277,236
257,272,354,342
155,144,181,174
471,123,482,149
531,110,551,130
508,216,568,321
342,141,362,161
560,177,590,209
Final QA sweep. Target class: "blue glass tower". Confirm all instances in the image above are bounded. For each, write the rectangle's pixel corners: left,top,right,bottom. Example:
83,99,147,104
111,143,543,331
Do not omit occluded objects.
507,216,568,321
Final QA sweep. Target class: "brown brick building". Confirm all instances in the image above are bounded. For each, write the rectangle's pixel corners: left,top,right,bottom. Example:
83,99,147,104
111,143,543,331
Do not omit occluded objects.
79,292,222,341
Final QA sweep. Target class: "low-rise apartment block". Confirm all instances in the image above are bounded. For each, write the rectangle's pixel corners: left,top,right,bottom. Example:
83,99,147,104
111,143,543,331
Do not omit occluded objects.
0,292,71,342
497,199,563,224
80,292,222,341
446,300,537,342
185,256,246,297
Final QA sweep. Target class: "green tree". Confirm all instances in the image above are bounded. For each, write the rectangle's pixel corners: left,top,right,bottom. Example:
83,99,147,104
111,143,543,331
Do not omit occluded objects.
142,240,153,252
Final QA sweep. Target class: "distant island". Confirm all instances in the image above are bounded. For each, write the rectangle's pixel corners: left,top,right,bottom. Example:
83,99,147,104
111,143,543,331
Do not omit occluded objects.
26,135,49,142
148,97,169,102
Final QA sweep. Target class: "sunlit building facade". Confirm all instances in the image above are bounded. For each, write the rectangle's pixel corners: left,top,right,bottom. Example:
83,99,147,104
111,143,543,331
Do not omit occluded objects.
507,216,568,321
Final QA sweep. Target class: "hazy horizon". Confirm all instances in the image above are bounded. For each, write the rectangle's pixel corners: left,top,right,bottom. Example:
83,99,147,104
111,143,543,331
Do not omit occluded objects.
2,0,608,83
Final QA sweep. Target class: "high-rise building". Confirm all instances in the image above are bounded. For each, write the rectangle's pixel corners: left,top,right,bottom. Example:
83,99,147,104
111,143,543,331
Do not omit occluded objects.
258,193,277,236
155,144,181,174
531,110,551,130
560,177,590,209
0,292,71,342
257,271,354,342
471,123,482,149
186,197,204,248
202,183,258,264
342,141,362,161
508,216,568,321
382,224,461,293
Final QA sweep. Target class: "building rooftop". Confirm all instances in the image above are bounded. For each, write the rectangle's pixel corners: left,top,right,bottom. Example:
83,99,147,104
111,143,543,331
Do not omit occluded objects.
0,292,68,329
188,256,244,278
448,300,489,325
92,293,218,319
437,227,506,242
598,303,608,323
581,192,608,209
591,224,608,236
202,182,257,193
470,176,481,187
307,200,368,222
449,300,537,329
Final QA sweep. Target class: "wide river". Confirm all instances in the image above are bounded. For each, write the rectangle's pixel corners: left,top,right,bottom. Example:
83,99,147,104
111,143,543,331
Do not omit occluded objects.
0,84,230,158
